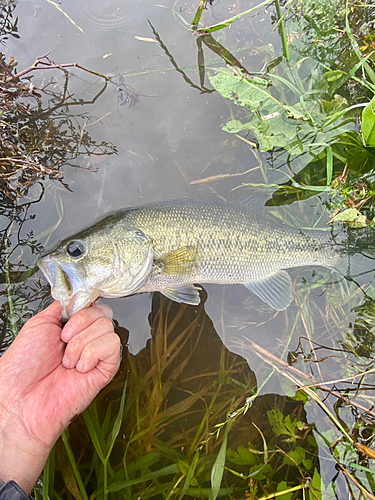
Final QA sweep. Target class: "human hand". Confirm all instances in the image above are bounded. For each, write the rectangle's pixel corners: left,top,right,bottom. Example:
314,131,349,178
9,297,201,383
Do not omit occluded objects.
0,301,121,494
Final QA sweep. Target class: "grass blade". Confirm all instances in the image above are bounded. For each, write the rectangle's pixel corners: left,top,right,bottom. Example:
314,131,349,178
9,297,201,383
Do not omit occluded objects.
211,420,233,500
107,464,179,491
177,452,200,500
43,446,55,500
195,0,270,34
106,380,127,460
61,430,89,500
82,409,106,463
326,145,333,185
191,0,205,29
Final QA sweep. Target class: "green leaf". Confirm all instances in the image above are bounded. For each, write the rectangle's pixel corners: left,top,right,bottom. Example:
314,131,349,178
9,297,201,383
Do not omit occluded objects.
330,208,371,228
267,408,289,437
276,481,294,500
222,119,244,134
291,389,309,403
362,95,375,147
324,69,345,83
248,463,273,480
310,468,322,499
302,458,312,469
227,445,258,466
177,459,190,475
209,68,276,109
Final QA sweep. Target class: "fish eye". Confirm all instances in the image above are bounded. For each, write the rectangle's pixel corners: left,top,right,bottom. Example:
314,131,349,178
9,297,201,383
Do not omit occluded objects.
66,240,85,258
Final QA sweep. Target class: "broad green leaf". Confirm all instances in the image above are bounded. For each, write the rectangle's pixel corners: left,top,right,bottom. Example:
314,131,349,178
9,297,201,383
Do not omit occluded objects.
212,67,355,154
330,208,371,228
362,95,375,147
209,68,277,109
324,69,345,83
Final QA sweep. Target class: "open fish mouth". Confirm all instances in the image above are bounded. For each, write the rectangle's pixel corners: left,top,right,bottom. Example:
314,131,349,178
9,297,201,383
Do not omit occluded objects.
38,246,154,319
38,255,96,319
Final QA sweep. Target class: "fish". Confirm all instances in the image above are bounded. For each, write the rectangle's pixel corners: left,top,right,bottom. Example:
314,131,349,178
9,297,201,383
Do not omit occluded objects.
38,198,358,319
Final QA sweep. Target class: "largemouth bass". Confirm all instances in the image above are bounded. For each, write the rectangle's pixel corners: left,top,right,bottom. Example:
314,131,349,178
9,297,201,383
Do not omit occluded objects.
38,199,352,319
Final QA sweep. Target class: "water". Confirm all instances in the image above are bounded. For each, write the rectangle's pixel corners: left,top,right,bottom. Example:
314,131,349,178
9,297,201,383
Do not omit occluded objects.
2,0,375,498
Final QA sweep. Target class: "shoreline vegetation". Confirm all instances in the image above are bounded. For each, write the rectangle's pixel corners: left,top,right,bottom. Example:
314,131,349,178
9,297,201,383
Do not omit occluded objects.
1,0,375,498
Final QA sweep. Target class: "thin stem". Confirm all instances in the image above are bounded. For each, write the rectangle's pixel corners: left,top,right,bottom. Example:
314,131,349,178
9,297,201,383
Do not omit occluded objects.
274,0,290,62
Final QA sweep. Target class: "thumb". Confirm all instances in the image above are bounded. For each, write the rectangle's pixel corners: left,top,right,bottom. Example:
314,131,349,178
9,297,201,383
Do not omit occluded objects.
23,301,63,331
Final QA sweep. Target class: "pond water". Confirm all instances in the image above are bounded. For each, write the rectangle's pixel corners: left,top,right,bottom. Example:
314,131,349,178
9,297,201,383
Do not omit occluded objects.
2,0,375,498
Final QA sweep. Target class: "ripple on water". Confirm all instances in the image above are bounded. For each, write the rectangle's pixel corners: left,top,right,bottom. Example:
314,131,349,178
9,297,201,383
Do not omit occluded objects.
70,0,152,32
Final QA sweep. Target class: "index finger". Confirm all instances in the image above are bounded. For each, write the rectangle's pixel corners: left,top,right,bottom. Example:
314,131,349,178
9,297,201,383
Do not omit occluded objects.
61,305,114,343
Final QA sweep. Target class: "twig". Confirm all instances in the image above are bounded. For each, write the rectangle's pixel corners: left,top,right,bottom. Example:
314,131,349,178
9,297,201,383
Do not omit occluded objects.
190,166,260,184
7,53,111,83
293,290,324,383
337,462,375,500
301,368,375,390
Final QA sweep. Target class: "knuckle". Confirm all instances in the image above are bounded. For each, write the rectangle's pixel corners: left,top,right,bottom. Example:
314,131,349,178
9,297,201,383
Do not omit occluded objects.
67,335,84,354
71,310,90,329
96,316,113,332
84,341,97,356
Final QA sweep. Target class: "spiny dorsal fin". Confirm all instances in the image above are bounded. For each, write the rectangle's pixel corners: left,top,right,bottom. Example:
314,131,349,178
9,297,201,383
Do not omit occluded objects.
244,270,292,310
158,246,198,275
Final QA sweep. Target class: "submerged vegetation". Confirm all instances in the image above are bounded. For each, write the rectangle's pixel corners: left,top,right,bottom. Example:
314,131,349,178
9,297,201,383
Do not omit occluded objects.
1,0,375,498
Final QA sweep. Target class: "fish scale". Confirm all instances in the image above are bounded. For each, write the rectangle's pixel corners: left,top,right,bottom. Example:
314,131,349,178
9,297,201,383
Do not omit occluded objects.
121,200,337,287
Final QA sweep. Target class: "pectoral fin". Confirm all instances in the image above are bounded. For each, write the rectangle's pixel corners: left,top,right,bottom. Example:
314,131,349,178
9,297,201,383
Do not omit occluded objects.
161,284,200,305
158,246,198,275
244,270,292,310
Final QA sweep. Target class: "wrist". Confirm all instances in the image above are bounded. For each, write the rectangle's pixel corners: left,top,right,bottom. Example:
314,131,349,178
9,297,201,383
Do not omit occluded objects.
0,402,52,495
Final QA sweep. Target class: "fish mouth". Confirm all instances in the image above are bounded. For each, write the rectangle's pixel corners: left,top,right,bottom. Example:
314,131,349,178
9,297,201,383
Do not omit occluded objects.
38,247,154,320
38,255,97,320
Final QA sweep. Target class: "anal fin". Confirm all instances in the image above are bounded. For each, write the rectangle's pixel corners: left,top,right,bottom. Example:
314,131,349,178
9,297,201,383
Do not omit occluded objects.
245,270,292,310
161,284,200,305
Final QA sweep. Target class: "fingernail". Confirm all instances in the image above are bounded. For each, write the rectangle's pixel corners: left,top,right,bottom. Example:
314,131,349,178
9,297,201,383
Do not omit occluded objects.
62,326,74,342
62,355,71,368
76,360,84,372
